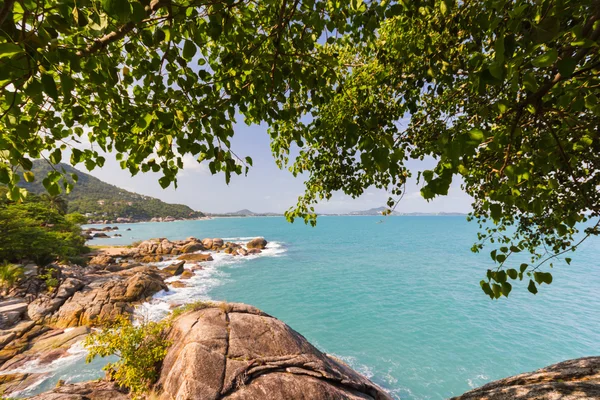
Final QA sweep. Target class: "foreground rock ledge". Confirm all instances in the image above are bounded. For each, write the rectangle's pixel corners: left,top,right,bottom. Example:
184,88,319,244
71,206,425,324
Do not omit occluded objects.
451,356,600,400
157,302,392,400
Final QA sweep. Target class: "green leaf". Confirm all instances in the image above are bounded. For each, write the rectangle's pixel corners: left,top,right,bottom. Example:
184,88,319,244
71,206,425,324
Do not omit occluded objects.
0,43,24,59
23,171,35,182
527,280,538,294
49,149,62,164
41,74,58,101
557,57,577,77
489,203,502,221
501,281,512,297
183,40,197,61
532,48,558,68
469,128,484,142
102,0,131,21
565,258,572,265
440,1,448,16
507,269,518,279
158,176,170,188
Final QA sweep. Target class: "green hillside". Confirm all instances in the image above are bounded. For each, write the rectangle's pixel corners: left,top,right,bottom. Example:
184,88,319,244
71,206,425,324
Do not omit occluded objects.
18,162,204,221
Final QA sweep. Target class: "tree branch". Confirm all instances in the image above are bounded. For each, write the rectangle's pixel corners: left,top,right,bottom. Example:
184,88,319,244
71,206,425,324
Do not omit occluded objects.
0,0,15,27
76,0,169,57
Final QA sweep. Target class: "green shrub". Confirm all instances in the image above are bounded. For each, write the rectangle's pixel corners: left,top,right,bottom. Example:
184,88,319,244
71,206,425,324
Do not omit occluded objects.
84,315,171,397
38,267,59,291
0,262,24,294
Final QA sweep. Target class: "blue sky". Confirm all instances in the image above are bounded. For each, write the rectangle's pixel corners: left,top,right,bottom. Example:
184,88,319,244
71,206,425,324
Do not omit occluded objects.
87,122,473,214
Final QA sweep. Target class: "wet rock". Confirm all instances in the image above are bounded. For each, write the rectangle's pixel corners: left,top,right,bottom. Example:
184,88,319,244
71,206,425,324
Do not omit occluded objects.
180,269,194,279
28,380,129,400
163,261,185,276
212,238,224,248
1,326,89,375
157,302,392,400
177,253,214,262
170,281,187,288
452,356,600,400
201,238,213,249
246,237,267,249
247,248,262,255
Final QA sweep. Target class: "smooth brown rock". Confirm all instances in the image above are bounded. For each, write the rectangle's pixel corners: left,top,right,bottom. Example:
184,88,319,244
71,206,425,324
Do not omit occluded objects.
181,243,205,253
48,268,167,328
177,253,214,262
201,238,214,249
246,237,267,249
247,248,262,255
88,254,115,266
451,356,600,400
28,380,129,400
212,238,224,248
157,302,392,400
170,281,187,288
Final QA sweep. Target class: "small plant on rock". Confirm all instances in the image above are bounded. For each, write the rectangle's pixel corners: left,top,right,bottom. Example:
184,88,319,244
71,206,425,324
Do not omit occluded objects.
84,315,171,397
0,261,24,295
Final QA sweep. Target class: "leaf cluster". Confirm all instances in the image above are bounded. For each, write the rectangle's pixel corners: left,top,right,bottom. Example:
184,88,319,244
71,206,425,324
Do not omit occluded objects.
84,314,171,397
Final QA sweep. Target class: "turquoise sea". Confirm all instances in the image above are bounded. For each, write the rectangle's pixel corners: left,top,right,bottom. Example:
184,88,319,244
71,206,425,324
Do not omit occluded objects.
11,216,600,399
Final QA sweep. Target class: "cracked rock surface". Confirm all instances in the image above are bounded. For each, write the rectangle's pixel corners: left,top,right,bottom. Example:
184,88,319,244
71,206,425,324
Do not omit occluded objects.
451,356,600,400
157,302,392,400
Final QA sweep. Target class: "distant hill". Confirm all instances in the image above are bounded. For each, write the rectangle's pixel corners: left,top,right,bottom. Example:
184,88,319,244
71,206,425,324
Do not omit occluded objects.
207,209,283,217
18,161,204,221
348,206,401,216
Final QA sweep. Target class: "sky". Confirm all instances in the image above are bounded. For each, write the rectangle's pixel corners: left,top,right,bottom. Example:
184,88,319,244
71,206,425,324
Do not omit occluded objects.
83,121,473,214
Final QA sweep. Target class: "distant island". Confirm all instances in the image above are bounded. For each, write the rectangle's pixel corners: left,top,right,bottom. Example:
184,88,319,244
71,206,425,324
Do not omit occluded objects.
19,161,205,223
206,209,283,217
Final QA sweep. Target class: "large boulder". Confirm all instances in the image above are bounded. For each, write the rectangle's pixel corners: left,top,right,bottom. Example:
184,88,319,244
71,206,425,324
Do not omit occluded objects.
28,381,129,400
88,254,115,266
47,268,167,328
180,242,205,254
163,261,185,276
177,253,214,262
201,238,213,249
451,357,600,400
246,237,267,249
212,238,224,248
156,302,392,400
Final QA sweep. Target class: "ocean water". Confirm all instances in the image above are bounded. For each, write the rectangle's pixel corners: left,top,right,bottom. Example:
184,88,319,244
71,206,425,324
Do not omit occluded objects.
9,216,600,399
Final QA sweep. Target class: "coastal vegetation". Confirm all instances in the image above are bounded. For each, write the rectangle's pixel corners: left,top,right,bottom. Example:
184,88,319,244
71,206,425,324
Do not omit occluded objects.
19,161,204,221
85,315,171,397
0,262,23,295
0,187,87,266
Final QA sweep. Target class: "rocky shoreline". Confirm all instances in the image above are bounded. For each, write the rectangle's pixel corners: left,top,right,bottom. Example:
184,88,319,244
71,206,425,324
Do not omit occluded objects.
1,236,599,399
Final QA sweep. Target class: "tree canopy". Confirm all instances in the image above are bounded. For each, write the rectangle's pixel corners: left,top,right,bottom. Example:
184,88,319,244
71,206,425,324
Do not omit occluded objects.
0,0,598,297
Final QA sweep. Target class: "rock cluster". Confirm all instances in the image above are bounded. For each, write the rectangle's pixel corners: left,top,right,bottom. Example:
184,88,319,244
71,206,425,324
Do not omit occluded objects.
451,357,600,400
132,236,267,258
0,261,168,395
